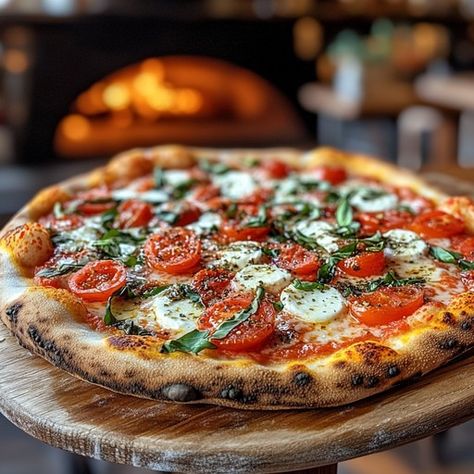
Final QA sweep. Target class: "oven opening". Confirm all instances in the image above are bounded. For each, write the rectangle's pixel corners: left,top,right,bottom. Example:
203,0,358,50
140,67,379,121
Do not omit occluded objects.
54,56,306,158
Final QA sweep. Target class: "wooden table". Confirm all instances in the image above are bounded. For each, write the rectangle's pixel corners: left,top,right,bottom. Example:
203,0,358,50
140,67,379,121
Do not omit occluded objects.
1,314,474,473
1,171,473,473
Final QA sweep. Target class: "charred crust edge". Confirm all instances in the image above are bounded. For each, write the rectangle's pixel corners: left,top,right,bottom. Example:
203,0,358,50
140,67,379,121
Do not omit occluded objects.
161,383,201,402
5,302,22,323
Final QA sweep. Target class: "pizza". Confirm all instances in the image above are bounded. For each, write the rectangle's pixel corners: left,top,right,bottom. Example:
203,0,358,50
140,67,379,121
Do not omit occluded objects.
1,145,474,409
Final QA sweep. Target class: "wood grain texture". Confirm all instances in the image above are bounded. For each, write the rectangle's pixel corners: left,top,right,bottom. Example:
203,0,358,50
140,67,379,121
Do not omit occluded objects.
0,322,473,474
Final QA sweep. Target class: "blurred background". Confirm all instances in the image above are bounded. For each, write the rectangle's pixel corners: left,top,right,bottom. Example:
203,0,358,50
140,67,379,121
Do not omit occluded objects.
0,0,473,473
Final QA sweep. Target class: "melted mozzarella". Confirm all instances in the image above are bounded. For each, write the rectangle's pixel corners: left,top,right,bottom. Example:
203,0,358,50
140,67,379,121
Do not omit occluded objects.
295,220,339,253
187,212,222,234
350,189,398,212
384,229,428,260
234,264,291,293
281,285,345,323
213,171,257,199
164,169,191,186
212,241,262,270
111,189,168,203
141,288,203,333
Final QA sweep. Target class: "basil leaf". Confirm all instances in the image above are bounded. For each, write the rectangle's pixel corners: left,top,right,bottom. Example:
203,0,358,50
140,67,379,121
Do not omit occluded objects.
141,284,171,298
113,319,153,336
225,202,238,219
365,271,424,292
179,284,204,306
212,286,265,340
199,160,230,175
36,262,85,278
243,156,260,168
172,180,196,200
293,229,321,250
164,287,265,354
317,242,357,283
154,167,165,188
53,202,64,219
430,245,474,271
161,329,216,354
156,210,179,225
273,301,284,312
459,259,474,270
245,205,267,228
100,207,118,228
104,295,118,325
262,247,280,258
336,198,352,228
293,279,327,291
430,246,460,264
360,231,385,252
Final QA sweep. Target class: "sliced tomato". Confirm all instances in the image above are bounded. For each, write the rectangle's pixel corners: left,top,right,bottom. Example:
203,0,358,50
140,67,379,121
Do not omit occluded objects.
312,166,347,185
117,199,153,229
39,214,83,232
338,251,385,277
261,160,291,179
239,188,273,206
193,268,234,306
357,210,413,236
452,235,474,261
34,274,63,289
220,222,269,242
68,260,127,303
77,201,115,216
174,202,201,226
276,244,320,276
198,295,275,351
410,210,465,239
193,184,220,202
349,286,424,326
144,228,201,274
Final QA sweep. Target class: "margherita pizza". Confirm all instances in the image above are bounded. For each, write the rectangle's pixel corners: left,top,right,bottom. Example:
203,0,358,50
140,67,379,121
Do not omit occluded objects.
1,146,474,409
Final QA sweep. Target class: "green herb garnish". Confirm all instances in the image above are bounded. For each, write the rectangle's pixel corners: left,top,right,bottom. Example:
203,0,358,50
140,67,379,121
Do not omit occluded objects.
430,246,474,270
161,286,265,354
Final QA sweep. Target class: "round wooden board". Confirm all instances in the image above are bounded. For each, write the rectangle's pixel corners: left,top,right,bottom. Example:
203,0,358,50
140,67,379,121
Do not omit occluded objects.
0,323,473,473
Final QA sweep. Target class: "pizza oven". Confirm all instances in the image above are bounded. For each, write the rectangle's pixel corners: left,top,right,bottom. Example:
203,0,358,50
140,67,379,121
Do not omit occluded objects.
54,56,306,158
0,8,314,163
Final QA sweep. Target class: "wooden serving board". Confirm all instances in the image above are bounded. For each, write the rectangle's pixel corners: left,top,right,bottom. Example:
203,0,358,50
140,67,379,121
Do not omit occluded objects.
0,321,473,473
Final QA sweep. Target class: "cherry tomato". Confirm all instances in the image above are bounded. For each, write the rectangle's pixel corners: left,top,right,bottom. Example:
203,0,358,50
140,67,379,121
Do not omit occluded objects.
410,210,465,239
144,228,201,274
239,188,273,206
68,260,127,303
193,184,220,202
74,187,114,216
174,202,201,227
198,295,276,351
261,160,291,179
77,201,115,216
117,200,153,229
452,235,474,261
193,268,234,306
276,244,320,276
357,210,413,236
220,222,269,241
338,251,385,277
34,273,63,289
39,214,83,232
312,166,347,185
349,286,424,326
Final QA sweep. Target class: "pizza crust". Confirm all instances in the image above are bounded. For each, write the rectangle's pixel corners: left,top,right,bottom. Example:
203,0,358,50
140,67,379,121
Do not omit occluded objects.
1,146,473,409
